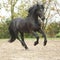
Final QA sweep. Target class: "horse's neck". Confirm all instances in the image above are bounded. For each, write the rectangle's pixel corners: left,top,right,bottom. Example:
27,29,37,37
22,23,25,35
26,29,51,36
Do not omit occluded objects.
33,15,38,23
27,14,39,23
29,14,38,20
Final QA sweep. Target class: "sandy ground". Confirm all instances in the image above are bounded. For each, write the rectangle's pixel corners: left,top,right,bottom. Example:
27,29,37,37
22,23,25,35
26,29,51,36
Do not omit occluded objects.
0,38,60,60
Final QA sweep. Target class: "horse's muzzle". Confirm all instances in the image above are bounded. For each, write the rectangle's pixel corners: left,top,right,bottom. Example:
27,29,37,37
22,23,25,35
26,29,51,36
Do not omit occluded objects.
41,17,45,21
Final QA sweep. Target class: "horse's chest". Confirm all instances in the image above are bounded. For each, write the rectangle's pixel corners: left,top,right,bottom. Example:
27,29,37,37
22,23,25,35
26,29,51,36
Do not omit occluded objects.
25,22,40,32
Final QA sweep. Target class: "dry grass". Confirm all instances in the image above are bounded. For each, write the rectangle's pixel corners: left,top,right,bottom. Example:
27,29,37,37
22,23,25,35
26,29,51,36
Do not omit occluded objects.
0,38,60,60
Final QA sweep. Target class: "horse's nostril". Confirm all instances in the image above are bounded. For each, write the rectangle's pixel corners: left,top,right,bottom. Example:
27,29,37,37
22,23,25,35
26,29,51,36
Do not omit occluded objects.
42,17,45,21
43,17,45,20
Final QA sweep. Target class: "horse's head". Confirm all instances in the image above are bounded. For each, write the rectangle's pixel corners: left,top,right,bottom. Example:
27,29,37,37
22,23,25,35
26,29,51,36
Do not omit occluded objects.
28,3,45,21
36,3,45,21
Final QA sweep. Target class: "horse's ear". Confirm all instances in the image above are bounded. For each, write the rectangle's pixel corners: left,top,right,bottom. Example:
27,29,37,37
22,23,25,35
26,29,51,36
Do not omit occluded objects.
37,2,39,7
41,5,44,9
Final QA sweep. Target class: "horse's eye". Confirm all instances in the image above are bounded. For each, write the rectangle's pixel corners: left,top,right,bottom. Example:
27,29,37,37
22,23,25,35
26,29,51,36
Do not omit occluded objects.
39,9,42,11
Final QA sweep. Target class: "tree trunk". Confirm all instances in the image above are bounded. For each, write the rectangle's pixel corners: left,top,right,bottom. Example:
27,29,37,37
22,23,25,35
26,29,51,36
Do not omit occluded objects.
11,0,14,20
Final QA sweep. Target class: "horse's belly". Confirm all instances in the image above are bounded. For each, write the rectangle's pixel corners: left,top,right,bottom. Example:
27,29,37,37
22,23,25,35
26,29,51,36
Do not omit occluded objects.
18,25,31,33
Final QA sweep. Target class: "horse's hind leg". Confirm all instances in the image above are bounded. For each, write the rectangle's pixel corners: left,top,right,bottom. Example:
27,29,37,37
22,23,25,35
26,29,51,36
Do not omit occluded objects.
21,33,28,49
17,33,28,49
8,36,16,43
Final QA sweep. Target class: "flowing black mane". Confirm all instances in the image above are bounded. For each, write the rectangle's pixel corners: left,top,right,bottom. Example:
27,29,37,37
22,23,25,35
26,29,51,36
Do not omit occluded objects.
8,3,47,49
28,4,38,15
28,4,44,16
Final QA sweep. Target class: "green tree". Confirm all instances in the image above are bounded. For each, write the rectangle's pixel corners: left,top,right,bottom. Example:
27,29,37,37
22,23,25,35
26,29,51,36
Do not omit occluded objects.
46,22,60,37
17,3,28,18
0,19,10,38
8,0,19,20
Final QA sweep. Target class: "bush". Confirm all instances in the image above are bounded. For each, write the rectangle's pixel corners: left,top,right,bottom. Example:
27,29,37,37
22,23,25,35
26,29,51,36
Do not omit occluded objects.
0,19,11,39
56,32,60,38
46,22,60,37
0,23,10,38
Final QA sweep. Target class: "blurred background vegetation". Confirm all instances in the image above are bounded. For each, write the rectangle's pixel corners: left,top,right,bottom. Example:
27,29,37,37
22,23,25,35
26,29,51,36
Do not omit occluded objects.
0,0,60,38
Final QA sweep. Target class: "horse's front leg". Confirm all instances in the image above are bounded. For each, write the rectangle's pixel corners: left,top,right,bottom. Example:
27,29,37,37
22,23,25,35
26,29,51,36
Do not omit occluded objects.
32,31,39,46
39,28,47,46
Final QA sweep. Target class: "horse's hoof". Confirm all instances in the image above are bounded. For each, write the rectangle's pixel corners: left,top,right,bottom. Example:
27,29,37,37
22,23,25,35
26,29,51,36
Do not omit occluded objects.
34,41,39,46
44,40,47,46
25,46,28,50
8,40,13,43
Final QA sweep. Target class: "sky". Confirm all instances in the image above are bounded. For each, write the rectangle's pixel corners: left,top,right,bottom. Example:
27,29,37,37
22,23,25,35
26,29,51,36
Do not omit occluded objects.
0,0,60,22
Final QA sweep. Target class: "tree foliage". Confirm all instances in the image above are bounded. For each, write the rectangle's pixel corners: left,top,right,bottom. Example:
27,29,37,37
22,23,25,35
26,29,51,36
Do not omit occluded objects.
0,0,60,38
0,19,10,38
46,22,60,37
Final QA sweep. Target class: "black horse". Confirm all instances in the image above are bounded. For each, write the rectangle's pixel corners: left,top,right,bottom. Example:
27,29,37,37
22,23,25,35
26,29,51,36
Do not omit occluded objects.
8,3,47,49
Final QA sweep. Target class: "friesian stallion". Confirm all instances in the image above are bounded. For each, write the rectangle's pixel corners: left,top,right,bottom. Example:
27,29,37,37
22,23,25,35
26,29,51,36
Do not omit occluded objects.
8,3,47,49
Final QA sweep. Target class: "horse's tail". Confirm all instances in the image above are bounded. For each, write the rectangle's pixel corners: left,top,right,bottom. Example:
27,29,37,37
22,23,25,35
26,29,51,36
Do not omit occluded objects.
8,22,17,43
